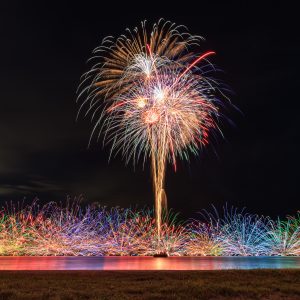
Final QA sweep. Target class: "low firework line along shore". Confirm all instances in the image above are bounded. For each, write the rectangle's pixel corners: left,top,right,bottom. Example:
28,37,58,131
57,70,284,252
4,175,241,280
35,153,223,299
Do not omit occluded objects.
0,201,299,257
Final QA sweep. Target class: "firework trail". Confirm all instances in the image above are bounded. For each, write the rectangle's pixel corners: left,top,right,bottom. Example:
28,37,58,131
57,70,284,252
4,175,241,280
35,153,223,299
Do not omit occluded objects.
78,19,227,238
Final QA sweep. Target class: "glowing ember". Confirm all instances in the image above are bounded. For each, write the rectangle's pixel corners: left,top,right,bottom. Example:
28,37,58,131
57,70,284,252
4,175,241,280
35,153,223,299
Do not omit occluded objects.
144,110,159,124
136,97,147,108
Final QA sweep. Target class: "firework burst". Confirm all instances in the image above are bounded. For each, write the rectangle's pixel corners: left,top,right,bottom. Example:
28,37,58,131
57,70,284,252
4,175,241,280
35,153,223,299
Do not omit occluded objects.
267,214,300,256
78,19,227,237
185,221,223,256
202,206,270,256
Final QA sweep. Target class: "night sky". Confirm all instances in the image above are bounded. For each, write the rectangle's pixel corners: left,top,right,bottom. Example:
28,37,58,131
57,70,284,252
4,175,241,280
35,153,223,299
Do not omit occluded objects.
0,1,299,219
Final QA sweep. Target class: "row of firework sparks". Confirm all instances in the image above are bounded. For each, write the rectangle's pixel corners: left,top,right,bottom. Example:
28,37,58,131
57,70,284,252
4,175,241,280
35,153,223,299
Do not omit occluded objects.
0,201,299,256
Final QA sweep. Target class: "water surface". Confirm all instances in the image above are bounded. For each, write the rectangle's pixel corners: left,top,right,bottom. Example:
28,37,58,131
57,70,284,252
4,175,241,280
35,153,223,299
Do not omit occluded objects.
0,256,299,270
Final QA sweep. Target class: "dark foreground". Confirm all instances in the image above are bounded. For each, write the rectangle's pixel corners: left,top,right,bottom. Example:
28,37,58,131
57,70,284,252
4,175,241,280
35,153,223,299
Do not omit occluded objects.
0,270,299,299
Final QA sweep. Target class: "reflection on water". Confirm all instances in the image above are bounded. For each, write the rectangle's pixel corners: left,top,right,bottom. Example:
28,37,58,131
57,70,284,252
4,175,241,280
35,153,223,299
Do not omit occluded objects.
0,256,299,270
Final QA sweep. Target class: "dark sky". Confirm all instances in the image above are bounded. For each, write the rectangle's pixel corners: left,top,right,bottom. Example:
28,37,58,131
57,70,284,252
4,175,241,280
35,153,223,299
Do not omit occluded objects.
0,1,299,218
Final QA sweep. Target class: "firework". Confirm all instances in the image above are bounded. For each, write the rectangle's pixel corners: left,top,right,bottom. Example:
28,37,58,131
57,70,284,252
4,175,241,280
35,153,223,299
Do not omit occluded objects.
185,221,223,256
201,206,271,256
219,214,270,256
267,214,300,256
0,201,299,256
78,19,226,237
0,201,187,256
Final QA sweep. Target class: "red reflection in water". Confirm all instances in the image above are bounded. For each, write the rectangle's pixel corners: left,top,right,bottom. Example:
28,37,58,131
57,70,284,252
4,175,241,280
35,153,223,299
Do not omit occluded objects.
0,257,299,270
99,257,218,270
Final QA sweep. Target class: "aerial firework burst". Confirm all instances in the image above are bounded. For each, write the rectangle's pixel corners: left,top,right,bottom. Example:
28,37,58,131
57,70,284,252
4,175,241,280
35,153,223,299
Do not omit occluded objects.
78,19,227,237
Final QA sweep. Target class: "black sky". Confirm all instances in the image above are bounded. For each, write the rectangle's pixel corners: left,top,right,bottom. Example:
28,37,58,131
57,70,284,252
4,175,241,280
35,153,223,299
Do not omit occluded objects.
0,1,299,218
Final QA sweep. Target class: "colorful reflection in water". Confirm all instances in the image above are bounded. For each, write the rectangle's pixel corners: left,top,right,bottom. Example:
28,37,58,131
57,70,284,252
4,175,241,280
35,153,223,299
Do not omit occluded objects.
0,257,299,270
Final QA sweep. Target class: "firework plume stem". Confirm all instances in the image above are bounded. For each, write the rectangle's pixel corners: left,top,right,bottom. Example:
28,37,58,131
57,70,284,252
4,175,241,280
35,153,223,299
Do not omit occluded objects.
150,129,167,240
